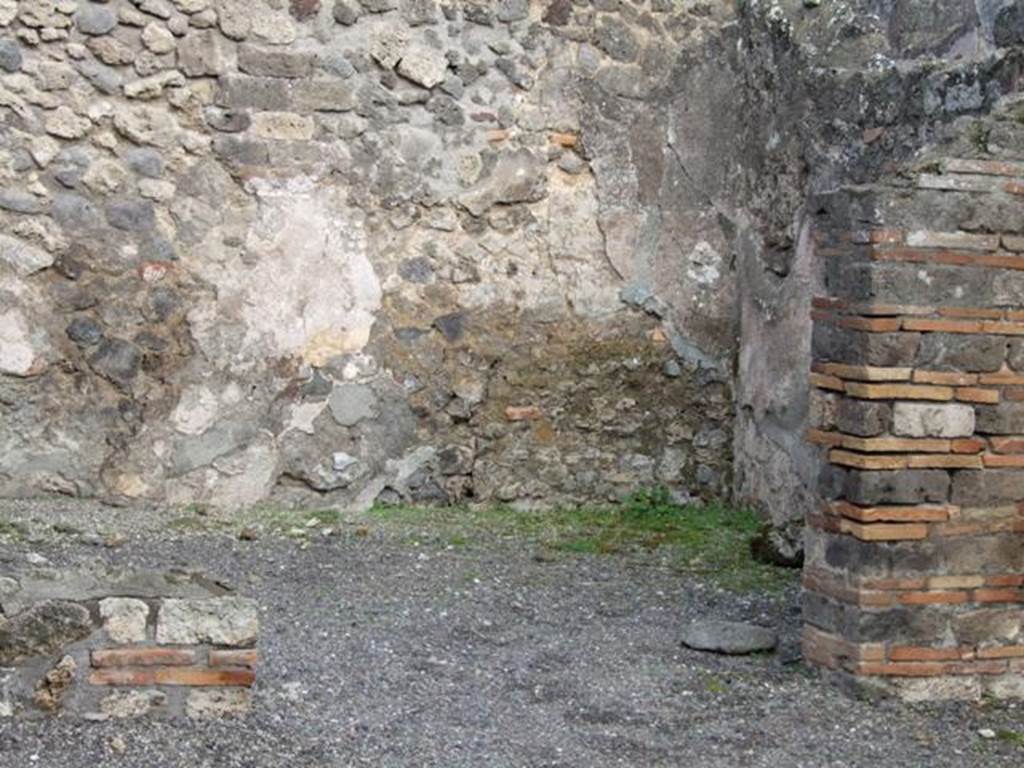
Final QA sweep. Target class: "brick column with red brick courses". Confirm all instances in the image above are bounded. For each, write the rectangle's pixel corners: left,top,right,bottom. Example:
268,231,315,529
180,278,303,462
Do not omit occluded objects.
803,156,1024,701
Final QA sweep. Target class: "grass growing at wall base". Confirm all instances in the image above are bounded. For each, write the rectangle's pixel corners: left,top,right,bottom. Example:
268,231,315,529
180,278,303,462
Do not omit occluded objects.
367,488,796,593
154,489,796,593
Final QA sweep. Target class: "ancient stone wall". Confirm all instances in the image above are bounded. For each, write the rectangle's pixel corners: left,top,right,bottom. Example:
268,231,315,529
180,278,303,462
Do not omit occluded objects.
0,0,741,509
802,101,1024,700
1,0,1020,519
731,0,1024,536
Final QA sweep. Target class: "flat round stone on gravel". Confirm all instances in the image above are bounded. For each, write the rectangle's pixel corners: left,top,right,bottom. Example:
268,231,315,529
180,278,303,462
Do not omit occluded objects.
680,620,778,655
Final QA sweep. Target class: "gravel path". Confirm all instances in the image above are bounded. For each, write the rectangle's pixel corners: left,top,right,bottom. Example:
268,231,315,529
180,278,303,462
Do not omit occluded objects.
0,499,1021,767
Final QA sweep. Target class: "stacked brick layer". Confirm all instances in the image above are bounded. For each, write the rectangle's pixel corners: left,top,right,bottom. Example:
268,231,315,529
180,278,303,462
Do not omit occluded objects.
85,596,258,716
3,593,258,719
804,157,1024,700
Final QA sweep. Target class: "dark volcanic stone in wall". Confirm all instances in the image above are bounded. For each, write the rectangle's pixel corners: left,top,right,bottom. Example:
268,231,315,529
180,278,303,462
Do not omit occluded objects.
915,334,1007,372
975,404,1024,435
952,469,1024,505
543,0,572,26
940,534,1024,574
0,37,20,72
0,602,93,665
291,0,322,20
994,3,1024,46
334,0,363,25
812,324,921,367
89,339,142,389
595,16,640,62
361,0,399,12
887,0,979,57
105,199,156,232
835,400,892,438
66,317,104,347
1009,340,1024,371
74,4,118,36
843,469,950,505
821,532,936,575
854,606,949,645
124,148,164,178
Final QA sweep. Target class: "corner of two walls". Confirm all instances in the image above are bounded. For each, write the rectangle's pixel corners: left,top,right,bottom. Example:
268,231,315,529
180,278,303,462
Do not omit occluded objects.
0,2,740,510
731,0,1024,542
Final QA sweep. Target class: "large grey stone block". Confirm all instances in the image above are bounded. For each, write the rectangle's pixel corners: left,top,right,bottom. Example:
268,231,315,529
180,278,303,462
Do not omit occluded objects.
893,402,975,438
156,598,259,646
951,470,1024,506
843,469,950,505
975,404,1024,435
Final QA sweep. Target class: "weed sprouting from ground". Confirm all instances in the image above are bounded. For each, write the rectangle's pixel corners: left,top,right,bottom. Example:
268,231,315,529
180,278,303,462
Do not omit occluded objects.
368,488,795,593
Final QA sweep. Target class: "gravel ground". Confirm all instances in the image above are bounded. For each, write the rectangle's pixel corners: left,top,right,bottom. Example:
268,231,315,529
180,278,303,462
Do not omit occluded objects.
0,498,1022,768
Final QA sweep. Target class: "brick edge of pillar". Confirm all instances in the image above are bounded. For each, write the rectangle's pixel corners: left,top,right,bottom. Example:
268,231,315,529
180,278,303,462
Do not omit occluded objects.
801,158,1024,702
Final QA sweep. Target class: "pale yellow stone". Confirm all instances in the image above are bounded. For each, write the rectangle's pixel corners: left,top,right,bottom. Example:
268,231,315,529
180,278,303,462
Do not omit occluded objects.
304,326,372,366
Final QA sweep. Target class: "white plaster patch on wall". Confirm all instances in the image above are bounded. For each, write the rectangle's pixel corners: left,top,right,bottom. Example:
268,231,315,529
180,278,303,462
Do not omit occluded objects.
171,386,220,436
0,234,54,277
191,180,382,367
208,436,279,507
285,401,326,436
0,272,50,377
686,241,722,286
547,172,624,318
0,309,37,377
246,181,381,365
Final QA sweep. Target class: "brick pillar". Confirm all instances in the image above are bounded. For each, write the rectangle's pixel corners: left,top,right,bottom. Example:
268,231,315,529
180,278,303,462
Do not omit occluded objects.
802,157,1024,701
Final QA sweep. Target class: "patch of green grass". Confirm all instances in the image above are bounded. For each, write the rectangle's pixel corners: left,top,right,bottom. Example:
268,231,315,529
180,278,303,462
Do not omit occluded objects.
369,488,796,593
553,537,605,554
0,519,29,539
307,509,343,526
167,515,231,533
234,506,346,535
996,729,1024,747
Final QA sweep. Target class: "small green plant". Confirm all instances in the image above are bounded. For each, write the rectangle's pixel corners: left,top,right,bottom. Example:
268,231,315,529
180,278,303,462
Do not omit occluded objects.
967,121,989,153
702,673,728,694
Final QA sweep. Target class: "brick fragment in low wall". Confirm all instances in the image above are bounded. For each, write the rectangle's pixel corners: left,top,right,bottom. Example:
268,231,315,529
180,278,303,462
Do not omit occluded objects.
804,156,1024,701
0,571,258,719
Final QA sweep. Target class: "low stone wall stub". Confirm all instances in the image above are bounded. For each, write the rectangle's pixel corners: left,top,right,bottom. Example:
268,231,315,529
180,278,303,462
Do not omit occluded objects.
0,568,259,719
